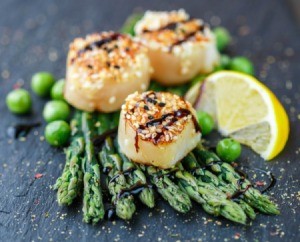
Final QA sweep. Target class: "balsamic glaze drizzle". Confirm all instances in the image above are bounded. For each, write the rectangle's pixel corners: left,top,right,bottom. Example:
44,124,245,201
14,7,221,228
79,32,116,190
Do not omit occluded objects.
108,168,135,184
168,29,200,51
141,17,206,52
105,207,116,220
102,166,112,175
230,184,252,200
78,33,121,56
132,91,201,152
93,128,118,152
134,108,200,152
142,18,201,34
261,172,276,194
7,122,41,139
117,182,149,200
240,167,277,194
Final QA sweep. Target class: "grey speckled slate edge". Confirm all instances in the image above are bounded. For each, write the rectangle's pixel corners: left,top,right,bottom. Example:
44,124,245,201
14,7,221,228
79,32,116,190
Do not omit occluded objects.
0,0,299,241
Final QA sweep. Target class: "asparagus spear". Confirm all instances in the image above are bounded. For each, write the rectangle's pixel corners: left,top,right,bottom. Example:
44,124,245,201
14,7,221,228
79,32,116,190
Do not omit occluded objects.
111,111,120,129
115,141,155,208
143,166,192,213
193,146,280,215
175,167,247,224
99,137,136,220
96,112,111,135
182,153,256,220
96,115,136,220
54,112,85,206
81,112,105,223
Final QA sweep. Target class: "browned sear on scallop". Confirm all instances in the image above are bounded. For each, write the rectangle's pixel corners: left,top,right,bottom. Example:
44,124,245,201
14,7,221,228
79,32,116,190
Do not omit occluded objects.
123,91,200,144
139,19,208,49
68,32,145,79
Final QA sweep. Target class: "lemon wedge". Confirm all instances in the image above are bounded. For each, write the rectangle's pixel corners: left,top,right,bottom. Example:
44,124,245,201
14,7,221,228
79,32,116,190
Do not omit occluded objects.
195,71,289,160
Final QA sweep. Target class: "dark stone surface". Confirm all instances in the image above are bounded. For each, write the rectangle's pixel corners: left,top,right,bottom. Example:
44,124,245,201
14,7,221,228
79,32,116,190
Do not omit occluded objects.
0,0,299,241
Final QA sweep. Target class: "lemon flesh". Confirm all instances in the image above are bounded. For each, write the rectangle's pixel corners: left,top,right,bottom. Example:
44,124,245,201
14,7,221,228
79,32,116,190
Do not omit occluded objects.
196,71,289,160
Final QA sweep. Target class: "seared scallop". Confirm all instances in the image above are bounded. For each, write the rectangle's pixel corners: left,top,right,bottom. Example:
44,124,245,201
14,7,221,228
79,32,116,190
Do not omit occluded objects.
134,9,220,86
118,91,201,169
64,32,151,112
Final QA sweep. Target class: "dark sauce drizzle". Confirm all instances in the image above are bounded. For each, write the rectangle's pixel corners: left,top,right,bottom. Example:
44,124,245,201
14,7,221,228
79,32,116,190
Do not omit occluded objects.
78,33,121,55
154,168,179,181
134,106,200,152
117,182,150,200
235,168,248,179
168,24,205,51
93,127,118,153
102,166,112,175
239,166,277,194
230,185,252,201
261,172,276,194
200,160,252,200
105,207,116,220
108,168,135,184
71,33,122,63
142,18,201,33
141,17,205,52
7,122,41,139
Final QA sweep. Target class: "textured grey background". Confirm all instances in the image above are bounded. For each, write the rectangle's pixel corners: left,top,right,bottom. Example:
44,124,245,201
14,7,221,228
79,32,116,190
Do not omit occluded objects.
0,0,299,241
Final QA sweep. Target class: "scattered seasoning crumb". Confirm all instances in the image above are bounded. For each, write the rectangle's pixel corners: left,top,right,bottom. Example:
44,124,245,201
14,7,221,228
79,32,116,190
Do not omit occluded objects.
255,181,266,186
1,69,10,79
215,221,222,226
35,173,43,179
168,233,180,238
19,137,26,142
233,233,241,240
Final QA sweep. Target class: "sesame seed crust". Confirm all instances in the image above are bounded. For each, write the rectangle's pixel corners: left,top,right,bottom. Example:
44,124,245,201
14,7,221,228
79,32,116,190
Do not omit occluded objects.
134,9,211,52
68,32,149,86
122,91,200,145
64,31,151,112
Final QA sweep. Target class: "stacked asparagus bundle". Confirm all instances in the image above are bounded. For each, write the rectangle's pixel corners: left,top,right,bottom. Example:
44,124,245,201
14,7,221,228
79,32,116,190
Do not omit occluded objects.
54,112,279,225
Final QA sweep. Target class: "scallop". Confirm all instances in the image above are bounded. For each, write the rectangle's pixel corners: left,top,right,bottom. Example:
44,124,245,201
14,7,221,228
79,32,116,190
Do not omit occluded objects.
134,9,220,86
118,91,201,169
64,32,152,112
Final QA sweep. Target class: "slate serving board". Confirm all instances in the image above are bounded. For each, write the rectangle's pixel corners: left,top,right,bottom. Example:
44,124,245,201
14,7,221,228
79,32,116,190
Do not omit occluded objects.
0,0,299,241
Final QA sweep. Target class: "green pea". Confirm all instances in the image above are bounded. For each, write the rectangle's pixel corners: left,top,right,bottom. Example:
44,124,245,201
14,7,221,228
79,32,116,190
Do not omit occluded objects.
229,57,254,75
196,111,214,136
43,100,70,122
220,54,231,68
216,138,242,163
213,65,225,72
45,120,71,147
213,27,231,51
51,79,65,100
6,89,31,114
214,55,231,72
31,72,55,97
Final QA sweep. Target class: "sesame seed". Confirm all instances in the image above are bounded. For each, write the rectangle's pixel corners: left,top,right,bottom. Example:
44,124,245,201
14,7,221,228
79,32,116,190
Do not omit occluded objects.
109,96,116,104
123,91,197,144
